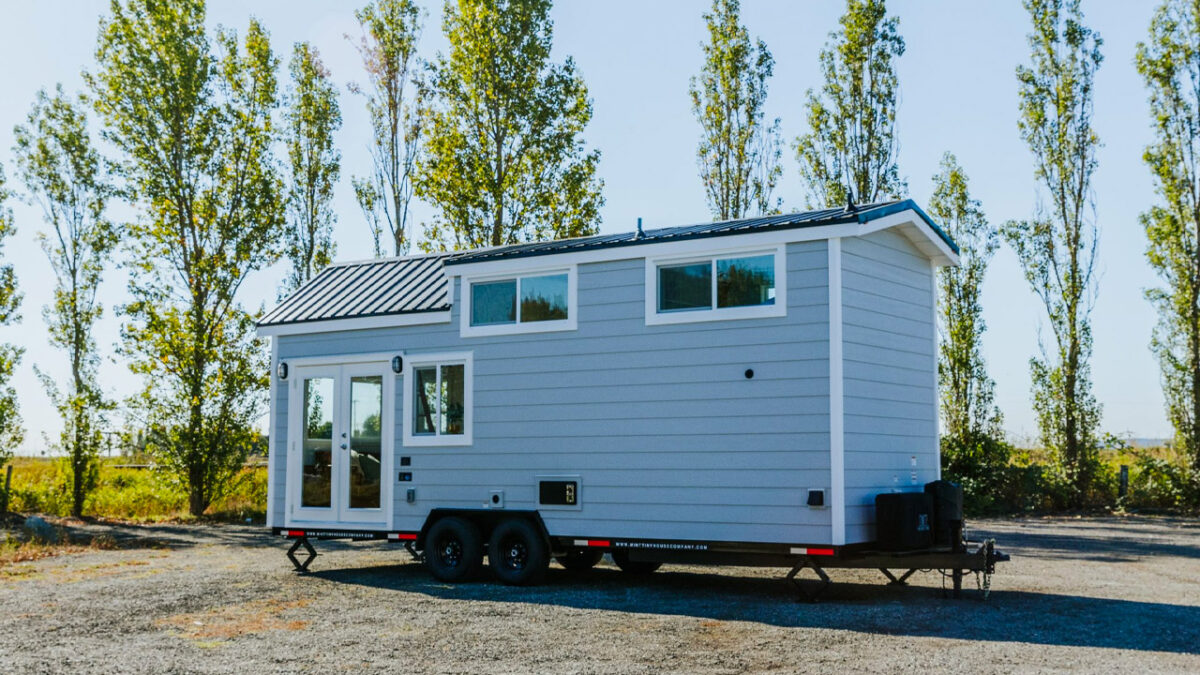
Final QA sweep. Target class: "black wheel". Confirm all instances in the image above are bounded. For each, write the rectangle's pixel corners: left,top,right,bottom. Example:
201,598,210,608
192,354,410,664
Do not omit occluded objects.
487,518,549,586
424,517,483,582
611,550,662,575
555,548,605,571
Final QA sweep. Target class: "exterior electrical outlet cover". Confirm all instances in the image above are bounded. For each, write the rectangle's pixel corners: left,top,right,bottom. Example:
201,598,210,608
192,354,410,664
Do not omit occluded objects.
488,490,505,509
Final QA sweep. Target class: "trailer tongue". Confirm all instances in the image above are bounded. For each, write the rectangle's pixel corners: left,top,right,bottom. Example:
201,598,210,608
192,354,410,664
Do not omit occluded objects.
785,538,1009,601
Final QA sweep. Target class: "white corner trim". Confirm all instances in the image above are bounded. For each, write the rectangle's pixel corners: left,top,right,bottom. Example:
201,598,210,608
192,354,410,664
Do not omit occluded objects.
402,351,474,447
828,238,846,547
265,339,278,529
257,311,451,338
931,258,942,481
644,244,788,326
459,265,578,338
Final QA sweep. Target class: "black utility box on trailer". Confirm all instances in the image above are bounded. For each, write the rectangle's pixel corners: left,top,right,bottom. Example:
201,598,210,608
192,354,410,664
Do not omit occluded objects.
925,480,964,550
875,492,934,551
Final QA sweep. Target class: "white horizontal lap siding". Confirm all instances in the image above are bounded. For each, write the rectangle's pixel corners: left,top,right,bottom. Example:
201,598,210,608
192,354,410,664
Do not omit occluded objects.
839,230,939,542
275,241,833,545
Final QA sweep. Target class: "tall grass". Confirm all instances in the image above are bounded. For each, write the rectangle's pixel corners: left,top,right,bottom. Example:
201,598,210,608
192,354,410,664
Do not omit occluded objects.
6,457,266,523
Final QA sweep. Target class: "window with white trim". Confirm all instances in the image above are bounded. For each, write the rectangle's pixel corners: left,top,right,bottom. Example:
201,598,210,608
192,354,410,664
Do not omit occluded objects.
646,248,786,325
460,268,577,337
403,352,473,446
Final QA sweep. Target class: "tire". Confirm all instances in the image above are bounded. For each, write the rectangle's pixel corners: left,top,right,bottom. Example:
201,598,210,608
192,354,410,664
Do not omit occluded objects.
555,548,605,571
424,516,483,582
488,518,550,586
611,550,662,575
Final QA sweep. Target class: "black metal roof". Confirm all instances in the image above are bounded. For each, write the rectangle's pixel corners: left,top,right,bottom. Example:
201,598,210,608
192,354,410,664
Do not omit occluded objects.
259,253,451,327
261,200,956,328
444,199,957,265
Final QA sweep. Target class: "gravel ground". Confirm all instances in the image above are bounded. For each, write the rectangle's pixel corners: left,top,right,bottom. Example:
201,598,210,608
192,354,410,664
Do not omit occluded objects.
1,515,1198,673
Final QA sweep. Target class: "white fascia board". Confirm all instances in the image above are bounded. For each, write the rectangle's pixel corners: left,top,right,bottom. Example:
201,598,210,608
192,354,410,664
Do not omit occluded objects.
442,209,957,278
256,310,451,337
857,211,960,267
442,222,863,279
279,351,399,368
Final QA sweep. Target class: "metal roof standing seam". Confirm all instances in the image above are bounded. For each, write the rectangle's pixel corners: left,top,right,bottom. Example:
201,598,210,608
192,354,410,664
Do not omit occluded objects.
259,201,957,327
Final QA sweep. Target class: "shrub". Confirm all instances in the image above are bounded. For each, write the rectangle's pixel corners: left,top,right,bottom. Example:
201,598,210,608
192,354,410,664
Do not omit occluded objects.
1124,450,1198,510
941,432,1015,515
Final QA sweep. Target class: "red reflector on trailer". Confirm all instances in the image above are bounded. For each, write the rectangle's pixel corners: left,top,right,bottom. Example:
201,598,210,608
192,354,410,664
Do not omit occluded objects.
287,530,305,537
807,547,835,556
586,540,610,547
396,533,417,541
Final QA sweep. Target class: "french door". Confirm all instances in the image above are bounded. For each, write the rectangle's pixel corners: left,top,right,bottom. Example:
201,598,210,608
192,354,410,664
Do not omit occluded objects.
287,361,393,526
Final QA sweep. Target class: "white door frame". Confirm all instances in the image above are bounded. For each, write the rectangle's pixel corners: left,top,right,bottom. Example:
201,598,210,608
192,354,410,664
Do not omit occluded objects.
285,356,395,530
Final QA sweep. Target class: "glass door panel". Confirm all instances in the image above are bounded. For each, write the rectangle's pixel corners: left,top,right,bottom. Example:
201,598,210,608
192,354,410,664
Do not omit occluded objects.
301,376,335,509
347,375,383,510
288,362,390,526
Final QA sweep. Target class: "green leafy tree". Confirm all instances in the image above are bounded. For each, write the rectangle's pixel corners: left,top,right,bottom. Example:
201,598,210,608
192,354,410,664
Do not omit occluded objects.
283,42,341,294
89,0,284,516
12,86,117,518
690,0,782,220
930,153,1001,441
350,0,424,257
1000,0,1103,506
794,0,906,208
417,0,604,250
0,163,23,494
1138,0,1200,483
929,153,1009,507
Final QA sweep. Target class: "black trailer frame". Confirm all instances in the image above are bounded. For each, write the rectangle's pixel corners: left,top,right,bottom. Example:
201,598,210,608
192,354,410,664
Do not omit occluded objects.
272,525,1008,601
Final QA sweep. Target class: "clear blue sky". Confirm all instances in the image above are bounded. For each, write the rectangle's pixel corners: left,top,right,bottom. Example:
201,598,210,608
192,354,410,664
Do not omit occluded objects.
0,1,1169,454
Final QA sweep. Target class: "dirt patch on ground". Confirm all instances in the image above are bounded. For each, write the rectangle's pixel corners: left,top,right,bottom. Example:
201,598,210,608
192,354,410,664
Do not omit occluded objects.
0,515,1197,673
157,597,313,641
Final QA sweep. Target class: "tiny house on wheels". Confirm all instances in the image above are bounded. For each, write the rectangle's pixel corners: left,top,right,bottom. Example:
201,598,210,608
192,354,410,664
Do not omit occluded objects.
260,200,1006,598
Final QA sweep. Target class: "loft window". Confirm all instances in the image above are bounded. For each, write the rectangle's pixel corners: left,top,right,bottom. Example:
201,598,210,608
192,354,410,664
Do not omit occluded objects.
461,268,577,337
646,248,785,325
658,254,775,312
471,273,568,326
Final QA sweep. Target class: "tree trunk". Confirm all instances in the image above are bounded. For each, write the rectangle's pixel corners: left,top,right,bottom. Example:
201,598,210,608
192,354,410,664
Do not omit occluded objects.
189,463,207,517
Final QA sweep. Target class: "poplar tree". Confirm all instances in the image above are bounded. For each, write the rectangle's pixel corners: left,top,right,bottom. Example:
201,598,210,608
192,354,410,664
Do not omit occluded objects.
90,0,284,516
417,0,603,250
794,0,905,208
12,86,117,517
283,43,341,294
690,0,782,220
931,153,1001,441
349,0,424,257
1000,0,1103,505
1137,0,1200,478
0,164,22,492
